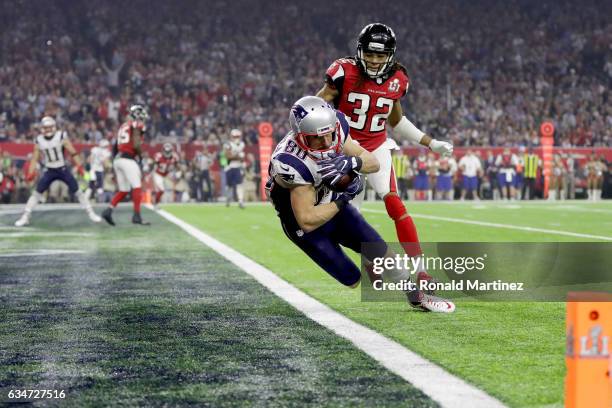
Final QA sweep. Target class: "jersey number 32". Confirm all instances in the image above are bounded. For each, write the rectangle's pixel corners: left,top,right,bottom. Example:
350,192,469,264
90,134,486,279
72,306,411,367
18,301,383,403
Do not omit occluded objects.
346,92,394,132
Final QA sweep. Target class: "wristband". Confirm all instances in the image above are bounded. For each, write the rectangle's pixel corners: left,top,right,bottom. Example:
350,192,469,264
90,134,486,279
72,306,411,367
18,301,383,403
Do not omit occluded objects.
352,156,363,172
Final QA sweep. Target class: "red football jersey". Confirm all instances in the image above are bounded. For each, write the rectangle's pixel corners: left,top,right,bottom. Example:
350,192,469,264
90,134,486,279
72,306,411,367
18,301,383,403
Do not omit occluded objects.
325,57,409,151
117,120,146,158
154,152,178,176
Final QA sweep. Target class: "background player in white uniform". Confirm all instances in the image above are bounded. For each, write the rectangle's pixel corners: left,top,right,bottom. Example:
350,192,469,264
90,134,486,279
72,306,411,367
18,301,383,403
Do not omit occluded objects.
223,129,246,208
87,139,111,202
14,116,102,226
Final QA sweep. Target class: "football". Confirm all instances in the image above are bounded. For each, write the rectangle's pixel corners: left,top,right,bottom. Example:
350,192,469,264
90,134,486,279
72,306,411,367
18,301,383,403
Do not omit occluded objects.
328,171,358,192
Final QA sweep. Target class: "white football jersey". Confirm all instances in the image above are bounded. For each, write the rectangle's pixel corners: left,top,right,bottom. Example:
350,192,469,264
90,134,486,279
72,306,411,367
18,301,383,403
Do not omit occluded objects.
90,146,111,172
224,140,245,169
36,131,68,169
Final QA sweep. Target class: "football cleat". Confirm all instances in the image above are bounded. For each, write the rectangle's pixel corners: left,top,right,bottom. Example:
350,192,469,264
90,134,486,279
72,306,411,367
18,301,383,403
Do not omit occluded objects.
407,290,455,313
14,214,30,227
88,211,102,223
101,208,115,226
132,212,150,226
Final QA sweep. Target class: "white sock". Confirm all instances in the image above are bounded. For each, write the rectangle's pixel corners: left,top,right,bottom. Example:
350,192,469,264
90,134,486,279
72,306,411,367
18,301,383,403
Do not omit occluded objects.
76,190,94,213
24,191,42,215
236,183,244,203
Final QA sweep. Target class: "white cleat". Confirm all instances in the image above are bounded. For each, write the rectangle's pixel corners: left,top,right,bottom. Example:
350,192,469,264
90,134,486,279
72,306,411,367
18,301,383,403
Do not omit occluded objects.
408,290,456,313
89,212,102,223
15,215,30,227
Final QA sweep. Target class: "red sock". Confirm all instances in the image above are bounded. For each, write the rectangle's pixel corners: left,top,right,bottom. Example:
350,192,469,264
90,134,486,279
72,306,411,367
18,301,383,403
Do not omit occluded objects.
132,187,142,214
154,191,163,204
395,216,422,257
384,192,423,257
110,191,128,208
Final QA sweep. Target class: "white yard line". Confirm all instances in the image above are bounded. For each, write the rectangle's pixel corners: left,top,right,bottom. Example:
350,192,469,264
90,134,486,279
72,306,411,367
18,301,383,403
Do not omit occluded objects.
362,208,612,241
155,207,507,408
0,249,86,257
0,232,94,238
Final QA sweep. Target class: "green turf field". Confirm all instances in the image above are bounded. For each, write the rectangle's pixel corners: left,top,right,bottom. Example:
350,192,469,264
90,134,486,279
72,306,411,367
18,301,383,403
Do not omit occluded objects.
2,201,611,407
162,200,612,408
0,207,436,407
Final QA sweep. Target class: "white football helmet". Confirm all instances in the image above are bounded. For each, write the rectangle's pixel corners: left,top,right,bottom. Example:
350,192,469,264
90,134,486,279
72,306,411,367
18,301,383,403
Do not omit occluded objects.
41,116,56,138
128,104,149,122
162,142,173,157
289,96,341,161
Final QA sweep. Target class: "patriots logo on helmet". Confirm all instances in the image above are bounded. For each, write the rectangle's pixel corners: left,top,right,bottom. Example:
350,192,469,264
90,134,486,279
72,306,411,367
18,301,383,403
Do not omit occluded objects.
291,105,309,125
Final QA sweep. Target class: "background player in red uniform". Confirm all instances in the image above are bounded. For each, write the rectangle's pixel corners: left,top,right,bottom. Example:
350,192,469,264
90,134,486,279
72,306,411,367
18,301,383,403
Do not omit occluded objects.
101,104,150,226
317,23,453,259
152,143,179,208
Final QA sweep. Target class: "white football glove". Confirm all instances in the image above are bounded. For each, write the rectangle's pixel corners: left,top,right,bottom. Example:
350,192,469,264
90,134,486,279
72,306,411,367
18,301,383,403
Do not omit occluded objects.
429,139,454,157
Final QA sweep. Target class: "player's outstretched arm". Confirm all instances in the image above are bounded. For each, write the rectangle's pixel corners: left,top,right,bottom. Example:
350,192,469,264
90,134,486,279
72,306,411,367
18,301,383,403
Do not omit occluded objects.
342,136,379,174
289,184,340,233
316,84,339,103
388,101,453,157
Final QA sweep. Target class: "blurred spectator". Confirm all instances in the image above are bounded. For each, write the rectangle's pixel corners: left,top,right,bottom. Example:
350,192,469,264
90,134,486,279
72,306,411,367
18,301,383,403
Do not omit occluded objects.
392,150,411,200
459,150,482,200
0,0,610,148
522,148,540,199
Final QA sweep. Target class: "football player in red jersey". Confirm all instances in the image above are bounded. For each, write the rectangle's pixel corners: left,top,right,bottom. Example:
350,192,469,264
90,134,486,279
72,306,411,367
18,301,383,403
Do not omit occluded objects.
317,23,453,262
152,143,179,208
101,104,150,226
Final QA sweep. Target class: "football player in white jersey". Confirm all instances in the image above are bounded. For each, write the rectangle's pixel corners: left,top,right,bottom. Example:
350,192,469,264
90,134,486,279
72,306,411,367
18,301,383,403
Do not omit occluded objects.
86,139,111,202
15,117,102,226
267,96,455,312
223,129,246,208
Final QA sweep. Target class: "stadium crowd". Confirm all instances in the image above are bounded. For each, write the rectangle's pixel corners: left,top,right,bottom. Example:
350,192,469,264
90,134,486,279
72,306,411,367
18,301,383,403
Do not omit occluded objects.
0,0,610,147
1,144,609,204
0,0,610,203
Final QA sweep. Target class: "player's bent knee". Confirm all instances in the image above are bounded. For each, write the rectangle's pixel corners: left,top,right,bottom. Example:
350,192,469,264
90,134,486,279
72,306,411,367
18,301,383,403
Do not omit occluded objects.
383,193,407,221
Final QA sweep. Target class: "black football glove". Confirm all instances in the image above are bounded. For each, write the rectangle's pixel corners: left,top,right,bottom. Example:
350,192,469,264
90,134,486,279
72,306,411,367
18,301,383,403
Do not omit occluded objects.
318,154,363,187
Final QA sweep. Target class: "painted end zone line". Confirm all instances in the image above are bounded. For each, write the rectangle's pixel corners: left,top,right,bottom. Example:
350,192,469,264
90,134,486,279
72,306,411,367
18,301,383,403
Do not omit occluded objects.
156,208,506,408
362,209,612,241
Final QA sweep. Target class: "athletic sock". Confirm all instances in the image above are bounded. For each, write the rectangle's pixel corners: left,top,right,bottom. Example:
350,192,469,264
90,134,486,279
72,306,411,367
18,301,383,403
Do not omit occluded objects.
395,216,423,257
154,191,164,204
110,191,128,208
132,187,142,214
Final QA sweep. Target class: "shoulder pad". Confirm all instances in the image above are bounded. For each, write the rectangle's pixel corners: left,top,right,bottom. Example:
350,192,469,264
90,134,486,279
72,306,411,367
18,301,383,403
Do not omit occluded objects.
392,64,410,96
272,153,314,186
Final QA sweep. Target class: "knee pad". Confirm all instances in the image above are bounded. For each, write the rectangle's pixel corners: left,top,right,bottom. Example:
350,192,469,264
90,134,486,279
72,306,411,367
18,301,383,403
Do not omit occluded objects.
384,193,407,221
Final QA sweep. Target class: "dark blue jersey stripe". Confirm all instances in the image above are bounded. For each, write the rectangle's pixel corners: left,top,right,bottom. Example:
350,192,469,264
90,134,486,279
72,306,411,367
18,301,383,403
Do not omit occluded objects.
275,153,314,184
